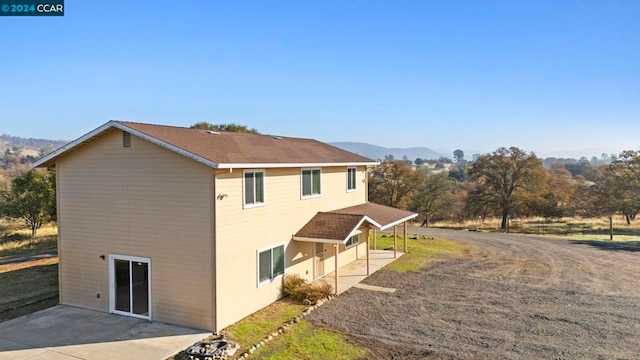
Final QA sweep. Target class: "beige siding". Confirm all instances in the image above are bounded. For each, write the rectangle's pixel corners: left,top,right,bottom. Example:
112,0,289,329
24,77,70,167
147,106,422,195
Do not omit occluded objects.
57,129,215,330
214,166,367,330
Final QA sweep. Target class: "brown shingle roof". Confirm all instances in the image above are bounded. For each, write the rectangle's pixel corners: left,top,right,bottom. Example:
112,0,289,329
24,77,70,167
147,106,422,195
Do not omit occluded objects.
331,202,417,230
294,213,367,242
117,121,376,166
32,121,378,169
293,202,418,243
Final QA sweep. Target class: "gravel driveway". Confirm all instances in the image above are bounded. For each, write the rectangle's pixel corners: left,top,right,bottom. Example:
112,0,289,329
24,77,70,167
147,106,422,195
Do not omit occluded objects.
307,227,640,359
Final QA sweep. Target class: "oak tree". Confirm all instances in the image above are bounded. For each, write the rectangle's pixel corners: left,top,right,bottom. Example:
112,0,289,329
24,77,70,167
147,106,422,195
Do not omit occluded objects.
468,147,545,229
368,160,424,209
411,172,455,227
1,169,56,237
190,122,259,133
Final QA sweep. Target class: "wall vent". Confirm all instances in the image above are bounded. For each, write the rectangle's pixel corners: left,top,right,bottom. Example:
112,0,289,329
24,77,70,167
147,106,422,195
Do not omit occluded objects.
123,131,131,148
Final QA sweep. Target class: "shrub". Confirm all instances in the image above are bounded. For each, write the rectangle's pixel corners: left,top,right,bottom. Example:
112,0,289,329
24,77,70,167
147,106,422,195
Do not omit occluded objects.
282,274,333,304
303,281,332,303
282,274,306,300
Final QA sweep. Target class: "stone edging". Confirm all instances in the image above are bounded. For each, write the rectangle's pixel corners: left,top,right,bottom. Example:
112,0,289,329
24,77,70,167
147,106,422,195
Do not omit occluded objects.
235,295,337,360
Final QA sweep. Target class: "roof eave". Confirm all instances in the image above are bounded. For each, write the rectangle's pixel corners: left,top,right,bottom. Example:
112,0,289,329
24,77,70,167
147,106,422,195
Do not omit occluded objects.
32,121,118,168
293,215,381,244
31,121,220,169
377,213,419,231
218,161,380,169
291,236,346,244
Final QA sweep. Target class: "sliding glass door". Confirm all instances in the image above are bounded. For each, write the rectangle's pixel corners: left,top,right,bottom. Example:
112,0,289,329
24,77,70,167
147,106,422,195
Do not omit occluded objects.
109,255,151,319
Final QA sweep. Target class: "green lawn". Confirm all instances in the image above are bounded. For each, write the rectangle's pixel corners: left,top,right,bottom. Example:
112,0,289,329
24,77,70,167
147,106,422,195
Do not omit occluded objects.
252,320,367,360
224,298,306,357
373,233,469,272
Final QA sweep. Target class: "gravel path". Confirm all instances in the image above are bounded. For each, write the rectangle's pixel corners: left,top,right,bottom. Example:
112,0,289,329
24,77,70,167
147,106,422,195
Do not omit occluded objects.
307,228,640,359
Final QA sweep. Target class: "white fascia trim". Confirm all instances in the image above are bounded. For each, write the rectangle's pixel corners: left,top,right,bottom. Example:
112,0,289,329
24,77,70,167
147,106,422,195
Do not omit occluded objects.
351,215,382,235
31,121,220,169
292,236,345,244
32,121,117,168
219,161,379,169
377,213,419,231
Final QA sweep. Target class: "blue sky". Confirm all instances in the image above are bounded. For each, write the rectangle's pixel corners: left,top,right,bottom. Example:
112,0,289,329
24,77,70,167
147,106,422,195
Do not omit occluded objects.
1,0,638,158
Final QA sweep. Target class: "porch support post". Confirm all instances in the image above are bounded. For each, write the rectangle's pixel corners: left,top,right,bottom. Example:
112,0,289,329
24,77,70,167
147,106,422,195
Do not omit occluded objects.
403,221,408,253
373,228,377,250
334,244,339,295
366,229,370,275
393,225,397,258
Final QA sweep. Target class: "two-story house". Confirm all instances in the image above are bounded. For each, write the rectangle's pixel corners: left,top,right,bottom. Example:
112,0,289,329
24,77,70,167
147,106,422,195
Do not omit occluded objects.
33,121,417,332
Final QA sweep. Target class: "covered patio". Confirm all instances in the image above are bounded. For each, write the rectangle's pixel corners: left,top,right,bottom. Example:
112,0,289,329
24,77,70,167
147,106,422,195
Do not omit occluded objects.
324,249,404,294
293,202,417,294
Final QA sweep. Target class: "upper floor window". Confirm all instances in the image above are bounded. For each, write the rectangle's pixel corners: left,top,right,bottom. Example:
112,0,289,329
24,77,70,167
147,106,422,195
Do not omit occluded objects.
347,167,357,192
244,170,265,208
301,168,321,198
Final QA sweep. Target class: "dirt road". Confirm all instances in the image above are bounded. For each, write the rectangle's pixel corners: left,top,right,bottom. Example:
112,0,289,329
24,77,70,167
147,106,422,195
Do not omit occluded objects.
308,228,640,359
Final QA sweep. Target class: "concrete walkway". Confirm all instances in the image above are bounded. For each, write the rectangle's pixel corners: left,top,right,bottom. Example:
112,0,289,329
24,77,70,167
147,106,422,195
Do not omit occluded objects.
324,249,403,294
0,305,209,360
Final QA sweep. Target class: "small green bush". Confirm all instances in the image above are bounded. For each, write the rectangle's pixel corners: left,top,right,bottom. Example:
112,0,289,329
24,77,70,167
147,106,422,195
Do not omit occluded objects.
282,274,332,304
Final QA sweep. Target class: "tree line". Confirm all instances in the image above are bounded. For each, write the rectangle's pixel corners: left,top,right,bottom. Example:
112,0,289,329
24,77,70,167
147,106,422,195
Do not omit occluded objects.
2,121,637,236
369,147,640,229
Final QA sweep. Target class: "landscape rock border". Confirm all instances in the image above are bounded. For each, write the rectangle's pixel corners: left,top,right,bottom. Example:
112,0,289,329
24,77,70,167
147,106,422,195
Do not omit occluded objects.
234,295,337,360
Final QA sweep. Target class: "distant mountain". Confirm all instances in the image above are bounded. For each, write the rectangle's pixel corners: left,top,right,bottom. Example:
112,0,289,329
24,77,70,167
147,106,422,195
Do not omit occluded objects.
330,142,445,161
0,134,67,153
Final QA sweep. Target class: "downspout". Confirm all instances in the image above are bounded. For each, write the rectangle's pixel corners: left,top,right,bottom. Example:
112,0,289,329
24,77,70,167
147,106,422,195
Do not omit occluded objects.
55,164,63,304
211,170,218,333
365,167,370,202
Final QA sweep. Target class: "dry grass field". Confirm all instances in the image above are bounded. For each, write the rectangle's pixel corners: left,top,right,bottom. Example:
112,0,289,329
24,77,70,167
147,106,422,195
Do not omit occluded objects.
430,215,640,240
0,220,59,322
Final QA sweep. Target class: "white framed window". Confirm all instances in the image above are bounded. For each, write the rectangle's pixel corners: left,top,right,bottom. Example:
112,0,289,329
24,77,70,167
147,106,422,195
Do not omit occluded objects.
347,167,357,192
345,234,359,249
301,168,321,198
257,244,285,286
243,169,265,208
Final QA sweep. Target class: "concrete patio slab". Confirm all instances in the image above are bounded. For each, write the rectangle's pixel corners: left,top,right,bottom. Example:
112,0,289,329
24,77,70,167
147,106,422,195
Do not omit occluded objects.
0,305,210,360
324,249,403,294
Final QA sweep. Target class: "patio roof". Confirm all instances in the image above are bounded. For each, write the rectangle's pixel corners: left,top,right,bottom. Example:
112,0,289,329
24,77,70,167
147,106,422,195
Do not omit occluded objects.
293,213,381,244
292,202,417,244
331,202,418,231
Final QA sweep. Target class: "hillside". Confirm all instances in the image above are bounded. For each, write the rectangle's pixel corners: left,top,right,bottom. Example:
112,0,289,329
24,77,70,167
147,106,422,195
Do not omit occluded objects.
0,134,67,153
330,142,444,161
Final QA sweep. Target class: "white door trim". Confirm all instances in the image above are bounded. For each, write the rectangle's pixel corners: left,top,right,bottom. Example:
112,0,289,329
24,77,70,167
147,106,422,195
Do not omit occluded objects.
108,254,152,320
